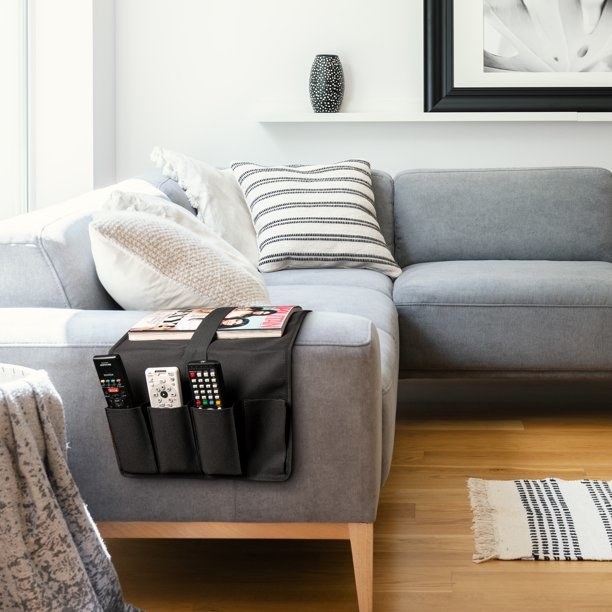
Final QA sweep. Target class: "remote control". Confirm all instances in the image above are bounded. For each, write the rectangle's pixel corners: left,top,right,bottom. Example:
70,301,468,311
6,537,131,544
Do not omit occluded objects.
187,360,226,409
93,354,133,409
145,366,183,409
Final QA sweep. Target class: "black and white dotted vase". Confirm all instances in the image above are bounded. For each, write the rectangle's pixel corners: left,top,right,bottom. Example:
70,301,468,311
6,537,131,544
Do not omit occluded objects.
309,54,344,113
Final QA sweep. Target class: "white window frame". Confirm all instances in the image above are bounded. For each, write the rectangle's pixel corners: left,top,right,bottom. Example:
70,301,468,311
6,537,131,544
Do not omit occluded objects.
0,0,28,219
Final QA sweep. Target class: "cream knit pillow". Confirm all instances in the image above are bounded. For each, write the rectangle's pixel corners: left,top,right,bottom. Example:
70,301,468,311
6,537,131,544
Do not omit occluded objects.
89,193,269,310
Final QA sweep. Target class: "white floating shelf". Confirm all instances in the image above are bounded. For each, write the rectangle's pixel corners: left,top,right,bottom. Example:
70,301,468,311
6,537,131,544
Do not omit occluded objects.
257,111,612,123
577,113,612,122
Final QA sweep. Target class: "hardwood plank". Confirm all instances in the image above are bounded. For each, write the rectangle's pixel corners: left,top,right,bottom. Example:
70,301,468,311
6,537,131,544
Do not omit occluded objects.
406,419,525,431
396,450,612,469
382,466,589,490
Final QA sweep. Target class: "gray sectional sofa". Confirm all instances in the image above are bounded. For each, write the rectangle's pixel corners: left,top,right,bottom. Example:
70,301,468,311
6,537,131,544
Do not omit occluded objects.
2,165,612,612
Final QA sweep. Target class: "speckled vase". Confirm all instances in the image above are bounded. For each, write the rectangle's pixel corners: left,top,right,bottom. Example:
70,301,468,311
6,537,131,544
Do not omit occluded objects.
309,54,344,113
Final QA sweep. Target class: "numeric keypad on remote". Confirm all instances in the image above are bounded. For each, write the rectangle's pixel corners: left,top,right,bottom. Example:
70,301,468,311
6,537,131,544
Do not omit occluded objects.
187,360,226,409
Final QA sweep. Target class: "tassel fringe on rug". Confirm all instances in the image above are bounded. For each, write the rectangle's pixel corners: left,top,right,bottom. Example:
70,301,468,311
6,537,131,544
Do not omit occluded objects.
468,477,612,563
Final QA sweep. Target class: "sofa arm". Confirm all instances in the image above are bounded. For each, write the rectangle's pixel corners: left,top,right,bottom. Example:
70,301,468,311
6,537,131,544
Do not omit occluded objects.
0,308,384,524
0,178,175,310
0,192,119,309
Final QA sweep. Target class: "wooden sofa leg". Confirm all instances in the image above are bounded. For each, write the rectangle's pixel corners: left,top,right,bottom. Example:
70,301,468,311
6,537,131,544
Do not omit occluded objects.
349,522,373,612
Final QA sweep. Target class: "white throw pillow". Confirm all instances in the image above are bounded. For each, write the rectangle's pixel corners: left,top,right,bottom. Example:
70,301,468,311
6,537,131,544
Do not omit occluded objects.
89,192,270,310
150,146,260,266
231,159,401,278
102,190,202,230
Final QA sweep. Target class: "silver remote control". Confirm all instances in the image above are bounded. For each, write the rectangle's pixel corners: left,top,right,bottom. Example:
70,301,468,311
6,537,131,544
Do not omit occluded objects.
145,366,183,408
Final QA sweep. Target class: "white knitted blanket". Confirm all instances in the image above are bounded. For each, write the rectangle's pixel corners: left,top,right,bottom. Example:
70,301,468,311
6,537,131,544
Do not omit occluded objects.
0,364,138,611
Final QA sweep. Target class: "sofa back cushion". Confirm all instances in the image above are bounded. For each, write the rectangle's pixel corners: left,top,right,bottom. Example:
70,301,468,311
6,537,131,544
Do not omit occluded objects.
146,167,396,256
371,169,395,253
393,167,612,266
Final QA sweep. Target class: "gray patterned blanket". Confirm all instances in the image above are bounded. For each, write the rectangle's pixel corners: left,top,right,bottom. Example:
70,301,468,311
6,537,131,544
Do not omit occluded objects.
0,364,139,612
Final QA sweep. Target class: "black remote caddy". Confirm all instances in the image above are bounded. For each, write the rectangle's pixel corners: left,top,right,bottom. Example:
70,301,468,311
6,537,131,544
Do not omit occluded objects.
93,354,134,409
187,360,227,409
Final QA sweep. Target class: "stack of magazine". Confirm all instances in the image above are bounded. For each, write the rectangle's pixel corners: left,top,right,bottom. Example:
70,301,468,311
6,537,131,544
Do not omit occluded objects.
128,306,300,341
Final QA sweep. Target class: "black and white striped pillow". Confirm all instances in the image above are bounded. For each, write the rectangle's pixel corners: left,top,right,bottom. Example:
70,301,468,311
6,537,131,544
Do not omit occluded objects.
230,160,401,278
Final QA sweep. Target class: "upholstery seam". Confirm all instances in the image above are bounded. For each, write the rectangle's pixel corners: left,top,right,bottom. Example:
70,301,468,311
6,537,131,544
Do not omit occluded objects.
269,281,393,299
400,367,612,373
395,302,612,308
393,166,609,180
34,234,72,308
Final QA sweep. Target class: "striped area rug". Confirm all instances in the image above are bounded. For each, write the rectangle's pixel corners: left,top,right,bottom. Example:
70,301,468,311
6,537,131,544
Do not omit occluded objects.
468,478,612,562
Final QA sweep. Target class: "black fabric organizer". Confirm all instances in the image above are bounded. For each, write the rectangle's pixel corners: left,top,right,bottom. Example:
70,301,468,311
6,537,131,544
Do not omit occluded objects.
104,307,308,481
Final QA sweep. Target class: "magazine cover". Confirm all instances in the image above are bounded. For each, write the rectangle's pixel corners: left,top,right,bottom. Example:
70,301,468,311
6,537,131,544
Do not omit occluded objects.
128,306,299,340
128,308,214,340
216,306,299,338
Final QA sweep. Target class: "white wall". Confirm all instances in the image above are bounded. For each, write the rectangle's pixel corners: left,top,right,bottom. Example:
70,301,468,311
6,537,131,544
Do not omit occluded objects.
111,0,612,178
92,0,116,189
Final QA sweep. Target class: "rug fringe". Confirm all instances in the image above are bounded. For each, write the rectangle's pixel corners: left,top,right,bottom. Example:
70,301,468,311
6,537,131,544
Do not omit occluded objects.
467,477,499,563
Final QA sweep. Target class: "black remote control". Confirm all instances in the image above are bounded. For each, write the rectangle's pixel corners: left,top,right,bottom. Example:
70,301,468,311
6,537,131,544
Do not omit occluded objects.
187,360,226,409
93,354,133,409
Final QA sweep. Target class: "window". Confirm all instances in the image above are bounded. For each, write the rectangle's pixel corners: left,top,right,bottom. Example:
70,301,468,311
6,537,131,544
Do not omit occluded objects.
0,0,28,220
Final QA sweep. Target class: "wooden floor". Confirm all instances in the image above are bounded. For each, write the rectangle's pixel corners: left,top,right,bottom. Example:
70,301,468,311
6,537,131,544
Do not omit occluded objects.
107,402,612,611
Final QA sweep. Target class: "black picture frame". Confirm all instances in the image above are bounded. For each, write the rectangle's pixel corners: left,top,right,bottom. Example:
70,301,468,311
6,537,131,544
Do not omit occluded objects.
424,0,612,112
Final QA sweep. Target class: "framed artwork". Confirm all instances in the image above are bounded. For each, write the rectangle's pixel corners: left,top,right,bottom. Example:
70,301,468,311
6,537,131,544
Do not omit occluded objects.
424,0,612,112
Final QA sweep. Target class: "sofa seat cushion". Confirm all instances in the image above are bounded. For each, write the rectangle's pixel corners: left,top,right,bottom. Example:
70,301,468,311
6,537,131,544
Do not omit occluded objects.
267,279,398,394
266,277,399,482
264,270,397,368
263,268,393,298
267,281,397,342
394,260,612,374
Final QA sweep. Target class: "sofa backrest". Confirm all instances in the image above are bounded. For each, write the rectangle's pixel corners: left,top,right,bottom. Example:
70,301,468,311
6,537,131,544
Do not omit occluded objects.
393,167,612,267
152,168,397,253
140,169,194,212
0,192,120,309
1,167,395,311
371,169,395,253
0,178,181,310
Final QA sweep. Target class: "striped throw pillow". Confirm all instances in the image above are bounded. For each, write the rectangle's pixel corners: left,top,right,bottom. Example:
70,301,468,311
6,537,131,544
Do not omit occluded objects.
230,160,401,278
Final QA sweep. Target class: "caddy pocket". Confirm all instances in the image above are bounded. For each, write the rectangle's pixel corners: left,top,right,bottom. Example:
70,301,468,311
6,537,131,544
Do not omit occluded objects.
147,405,200,474
241,399,291,481
190,405,242,476
105,405,158,475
